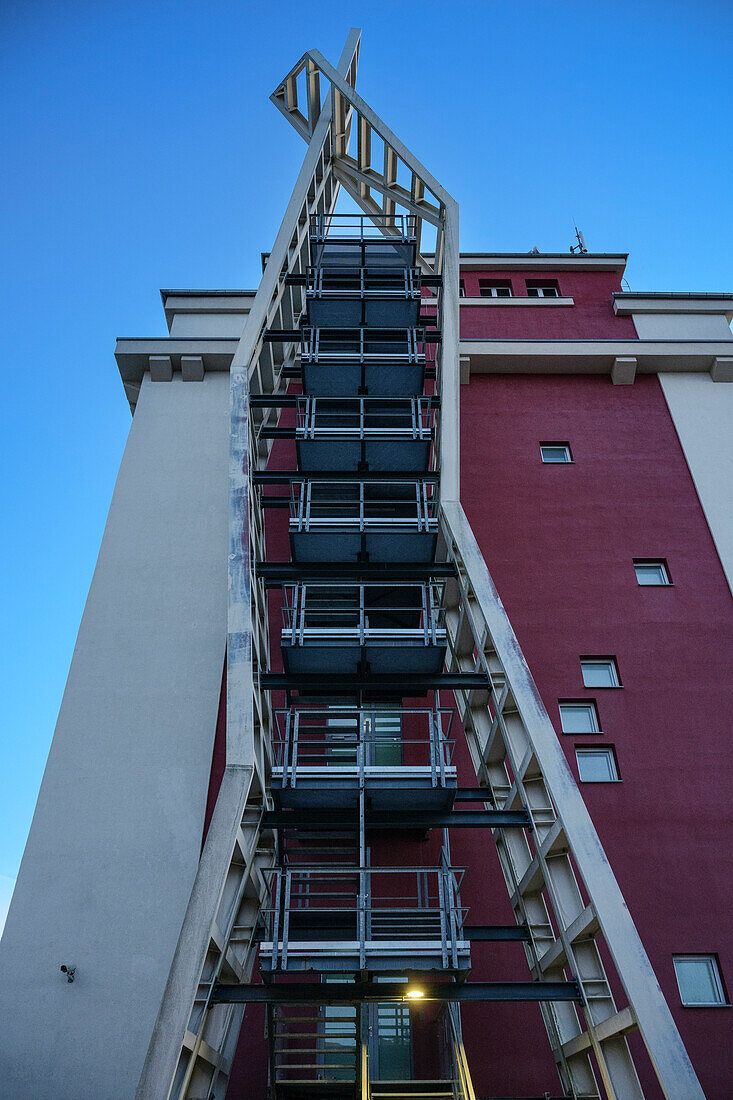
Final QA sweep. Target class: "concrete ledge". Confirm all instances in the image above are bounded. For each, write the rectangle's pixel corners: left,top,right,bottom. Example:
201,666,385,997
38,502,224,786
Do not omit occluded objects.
423,296,574,307
614,292,733,321
460,339,733,377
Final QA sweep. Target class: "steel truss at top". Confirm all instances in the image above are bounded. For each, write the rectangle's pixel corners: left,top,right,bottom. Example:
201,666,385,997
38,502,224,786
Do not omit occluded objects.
134,28,705,1100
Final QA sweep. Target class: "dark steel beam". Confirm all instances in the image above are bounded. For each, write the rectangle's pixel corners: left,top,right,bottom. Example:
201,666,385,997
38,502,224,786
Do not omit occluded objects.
248,395,441,407
464,925,530,942
257,563,456,585
253,470,440,483
260,672,490,693
262,809,531,829
210,980,580,1005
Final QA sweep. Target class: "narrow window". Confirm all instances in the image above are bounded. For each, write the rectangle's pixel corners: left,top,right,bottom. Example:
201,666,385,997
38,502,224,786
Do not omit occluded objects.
673,956,728,1007
478,279,513,298
459,279,466,297
634,560,672,586
576,747,619,782
580,658,620,688
559,701,600,734
526,279,560,298
540,442,572,464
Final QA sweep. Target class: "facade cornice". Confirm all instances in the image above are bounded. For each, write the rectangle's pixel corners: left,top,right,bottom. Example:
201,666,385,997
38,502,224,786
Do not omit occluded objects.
461,339,733,383
613,292,733,322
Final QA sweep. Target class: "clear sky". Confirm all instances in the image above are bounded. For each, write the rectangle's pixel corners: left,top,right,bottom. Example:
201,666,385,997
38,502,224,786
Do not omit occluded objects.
1,0,731,932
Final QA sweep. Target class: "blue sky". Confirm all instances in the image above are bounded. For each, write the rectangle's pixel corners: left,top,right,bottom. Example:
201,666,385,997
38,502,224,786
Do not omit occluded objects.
1,0,731,931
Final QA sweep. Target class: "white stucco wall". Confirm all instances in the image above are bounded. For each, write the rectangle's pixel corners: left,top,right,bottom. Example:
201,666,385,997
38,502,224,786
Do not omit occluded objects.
633,312,733,340
0,372,229,1098
660,372,733,592
170,311,249,337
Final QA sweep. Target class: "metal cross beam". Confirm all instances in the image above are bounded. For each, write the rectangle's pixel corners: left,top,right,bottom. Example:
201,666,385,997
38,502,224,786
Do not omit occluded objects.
211,980,582,1005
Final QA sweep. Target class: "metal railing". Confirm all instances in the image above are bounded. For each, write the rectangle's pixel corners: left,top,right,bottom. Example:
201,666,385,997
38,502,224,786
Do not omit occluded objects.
289,480,437,532
444,1004,476,1100
301,326,426,362
261,865,467,971
295,395,435,437
281,582,446,646
272,706,455,787
311,212,417,243
306,265,421,298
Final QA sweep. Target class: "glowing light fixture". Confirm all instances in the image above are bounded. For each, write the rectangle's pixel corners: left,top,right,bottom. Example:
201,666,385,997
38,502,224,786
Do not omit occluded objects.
406,987,425,999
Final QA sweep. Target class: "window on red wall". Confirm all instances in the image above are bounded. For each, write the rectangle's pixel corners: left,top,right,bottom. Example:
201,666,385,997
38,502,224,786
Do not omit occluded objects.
478,279,513,298
526,279,560,298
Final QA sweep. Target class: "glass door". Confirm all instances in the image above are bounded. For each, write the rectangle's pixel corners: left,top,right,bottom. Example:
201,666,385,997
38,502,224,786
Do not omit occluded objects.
369,976,412,1081
363,704,403,766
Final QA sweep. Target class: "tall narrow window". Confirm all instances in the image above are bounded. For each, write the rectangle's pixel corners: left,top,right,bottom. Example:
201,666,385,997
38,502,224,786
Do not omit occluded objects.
540,442,572,464
559,701,600,734
673,956,728,1007
634,560,672,586
576,747,620,782
580,658,621,688
459,279,466,297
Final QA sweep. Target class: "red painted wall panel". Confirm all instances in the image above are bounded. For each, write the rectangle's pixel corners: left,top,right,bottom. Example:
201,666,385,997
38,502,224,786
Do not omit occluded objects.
459,372,733,1099
459,268,637,340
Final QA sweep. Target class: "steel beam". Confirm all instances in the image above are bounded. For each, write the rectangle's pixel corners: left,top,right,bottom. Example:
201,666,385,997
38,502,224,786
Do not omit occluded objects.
211,980,581,1005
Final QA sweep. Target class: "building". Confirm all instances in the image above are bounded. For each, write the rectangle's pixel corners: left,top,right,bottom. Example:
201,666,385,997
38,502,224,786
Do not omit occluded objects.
1,29,731,1100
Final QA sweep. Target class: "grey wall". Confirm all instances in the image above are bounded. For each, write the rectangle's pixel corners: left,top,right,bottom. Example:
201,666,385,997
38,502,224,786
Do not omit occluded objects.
0,372,229,1098
660,372,733,593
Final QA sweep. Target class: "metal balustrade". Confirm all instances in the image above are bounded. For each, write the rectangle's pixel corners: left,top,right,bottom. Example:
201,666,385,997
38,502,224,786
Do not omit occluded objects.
293,396,435,475
301,327,427,363
305,267,422,327
288,480,438,565
271,706,456,807
280,582,447,675
260,866,469,973
311,213,418,244
295,396,435,438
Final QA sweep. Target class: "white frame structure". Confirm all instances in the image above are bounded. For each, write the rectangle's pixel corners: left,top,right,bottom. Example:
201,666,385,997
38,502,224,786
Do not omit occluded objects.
135,29,704,1100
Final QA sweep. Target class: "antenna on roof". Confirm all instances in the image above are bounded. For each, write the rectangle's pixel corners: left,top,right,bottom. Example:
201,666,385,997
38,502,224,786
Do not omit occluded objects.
570,223,588,254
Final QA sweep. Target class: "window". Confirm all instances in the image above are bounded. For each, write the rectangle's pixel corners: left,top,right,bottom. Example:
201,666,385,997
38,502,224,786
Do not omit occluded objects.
540,442,572,464
478,279,513,298
580,658,620,688
576,747,619,782
459,279,466,297
559,701,600,734
526,280,559,298
634,560,672,586
673,956,728,1007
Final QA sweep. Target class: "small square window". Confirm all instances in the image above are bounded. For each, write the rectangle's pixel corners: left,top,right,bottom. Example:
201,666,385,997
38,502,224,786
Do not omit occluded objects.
478,279,513,298
540,442,572,464
580,658,620,688
673,956,728,1007
526,280,560,298
560,702,600,734
634,560,671,586
576,747,619,782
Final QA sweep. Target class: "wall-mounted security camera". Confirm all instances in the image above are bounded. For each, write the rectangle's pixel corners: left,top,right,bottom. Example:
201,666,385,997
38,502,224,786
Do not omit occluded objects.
60,965,76,983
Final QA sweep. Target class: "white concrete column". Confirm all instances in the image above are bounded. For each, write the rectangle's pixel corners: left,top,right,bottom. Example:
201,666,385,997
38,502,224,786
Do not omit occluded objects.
0,372,229,1099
